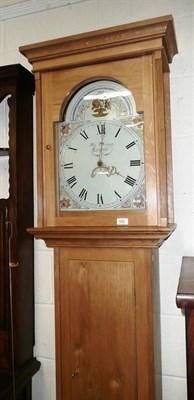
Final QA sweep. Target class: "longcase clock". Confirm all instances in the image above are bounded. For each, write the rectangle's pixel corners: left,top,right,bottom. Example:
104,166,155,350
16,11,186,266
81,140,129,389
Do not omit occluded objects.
0,64,40,400
20,15,178,400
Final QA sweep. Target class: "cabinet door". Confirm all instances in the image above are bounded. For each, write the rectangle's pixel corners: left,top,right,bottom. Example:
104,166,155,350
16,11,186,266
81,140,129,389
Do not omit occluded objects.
0,204,10,371
0,205,7,328
58,252,137,400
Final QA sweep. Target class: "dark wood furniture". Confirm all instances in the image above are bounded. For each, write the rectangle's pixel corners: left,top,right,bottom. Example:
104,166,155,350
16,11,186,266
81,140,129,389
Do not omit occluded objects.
176,256,194,400
0,64,40,400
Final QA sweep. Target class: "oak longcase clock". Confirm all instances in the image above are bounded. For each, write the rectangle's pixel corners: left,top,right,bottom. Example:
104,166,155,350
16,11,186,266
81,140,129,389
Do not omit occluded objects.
20,15,178,400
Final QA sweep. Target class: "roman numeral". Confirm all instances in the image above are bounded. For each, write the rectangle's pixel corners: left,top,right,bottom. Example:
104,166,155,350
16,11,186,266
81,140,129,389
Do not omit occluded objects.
68,146,77,151
115,127,122,138
80,130,89,140
97,194,104,205
62,162,73,169
79,188,88,201
130,160,141,166
97,123,105,135
126,141,136,150
124,175,136,186
114,190,122,199
67,175,77,188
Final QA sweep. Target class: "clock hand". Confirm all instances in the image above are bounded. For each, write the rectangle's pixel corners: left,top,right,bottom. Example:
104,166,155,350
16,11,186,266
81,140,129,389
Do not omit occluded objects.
91,162,109,177
98,124,106,162
91,163,125,179
106,165,125,179
92,138,105,170
98,141,103,164
91,138,106,177
91,123,127,178
92,123,106,163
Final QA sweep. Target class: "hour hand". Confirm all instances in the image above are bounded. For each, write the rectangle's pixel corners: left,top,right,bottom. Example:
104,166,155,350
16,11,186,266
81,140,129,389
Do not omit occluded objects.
91,163,109,177
91,163,125,179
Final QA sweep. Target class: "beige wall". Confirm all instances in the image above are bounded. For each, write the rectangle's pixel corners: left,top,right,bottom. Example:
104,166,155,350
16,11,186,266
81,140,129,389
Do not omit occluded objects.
1,1,194,399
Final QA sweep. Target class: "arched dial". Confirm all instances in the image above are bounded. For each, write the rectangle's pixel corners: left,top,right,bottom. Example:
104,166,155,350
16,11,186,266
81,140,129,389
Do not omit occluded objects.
58,119,145,210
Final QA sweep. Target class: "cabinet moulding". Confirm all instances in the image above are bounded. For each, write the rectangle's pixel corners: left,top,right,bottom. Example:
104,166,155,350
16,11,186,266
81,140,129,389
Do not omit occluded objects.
28,224,176,248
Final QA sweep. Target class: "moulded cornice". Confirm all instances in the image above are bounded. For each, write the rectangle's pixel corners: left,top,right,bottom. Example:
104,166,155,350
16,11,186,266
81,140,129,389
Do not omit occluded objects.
19,15,178,73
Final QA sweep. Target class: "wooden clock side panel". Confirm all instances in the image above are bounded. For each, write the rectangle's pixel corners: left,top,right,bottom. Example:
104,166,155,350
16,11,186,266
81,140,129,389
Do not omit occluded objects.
133,247,155,400
142,54,158,226
163,72,174,224
152,50,174,226
54,247,155,400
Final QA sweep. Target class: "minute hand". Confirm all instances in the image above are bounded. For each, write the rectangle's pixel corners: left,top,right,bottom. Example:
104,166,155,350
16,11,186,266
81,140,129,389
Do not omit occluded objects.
106,166,125,179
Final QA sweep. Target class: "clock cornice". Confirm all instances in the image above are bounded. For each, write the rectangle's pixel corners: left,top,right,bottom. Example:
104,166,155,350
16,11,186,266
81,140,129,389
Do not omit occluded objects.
20,15,178,73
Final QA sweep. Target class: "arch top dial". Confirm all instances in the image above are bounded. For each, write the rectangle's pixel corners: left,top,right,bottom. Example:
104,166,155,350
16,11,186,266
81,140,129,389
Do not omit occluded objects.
56,79,145,212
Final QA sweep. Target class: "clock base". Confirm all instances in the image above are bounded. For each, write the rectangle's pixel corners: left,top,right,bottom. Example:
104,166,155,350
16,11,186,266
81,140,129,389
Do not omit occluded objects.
27,225,175,400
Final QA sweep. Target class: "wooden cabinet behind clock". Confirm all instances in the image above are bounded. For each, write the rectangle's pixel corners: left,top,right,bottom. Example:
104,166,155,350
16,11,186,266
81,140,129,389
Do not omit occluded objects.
0,64,40,400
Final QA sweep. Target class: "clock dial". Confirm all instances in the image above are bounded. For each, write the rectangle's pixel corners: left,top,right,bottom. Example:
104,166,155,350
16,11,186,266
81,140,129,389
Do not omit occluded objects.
57,119,145,210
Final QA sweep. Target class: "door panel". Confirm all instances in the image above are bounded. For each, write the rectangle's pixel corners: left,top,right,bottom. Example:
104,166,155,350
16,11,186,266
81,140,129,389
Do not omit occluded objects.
67,259,136,400
0,203,9,330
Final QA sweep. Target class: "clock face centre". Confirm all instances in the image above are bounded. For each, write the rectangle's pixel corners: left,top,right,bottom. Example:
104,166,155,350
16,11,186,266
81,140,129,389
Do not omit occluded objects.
97,160,103,167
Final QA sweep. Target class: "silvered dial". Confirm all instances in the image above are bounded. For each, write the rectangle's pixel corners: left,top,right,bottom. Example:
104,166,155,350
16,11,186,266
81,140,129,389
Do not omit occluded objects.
58,119,145,210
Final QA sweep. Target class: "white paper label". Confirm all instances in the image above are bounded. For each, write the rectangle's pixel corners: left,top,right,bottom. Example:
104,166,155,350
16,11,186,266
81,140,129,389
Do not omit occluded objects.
116,218,128,226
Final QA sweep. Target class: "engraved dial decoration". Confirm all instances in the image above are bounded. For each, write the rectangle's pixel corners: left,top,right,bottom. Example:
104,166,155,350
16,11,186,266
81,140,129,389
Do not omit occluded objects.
56,80,145,211
64,80,140,124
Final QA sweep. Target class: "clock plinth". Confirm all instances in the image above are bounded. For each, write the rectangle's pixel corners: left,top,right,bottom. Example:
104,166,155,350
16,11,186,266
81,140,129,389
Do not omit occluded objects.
20,15,177,400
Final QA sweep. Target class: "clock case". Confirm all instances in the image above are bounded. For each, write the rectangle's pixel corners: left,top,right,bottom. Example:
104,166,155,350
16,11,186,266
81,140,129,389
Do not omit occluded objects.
0,64,40,399
19,15,178,400
20,14,178,234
